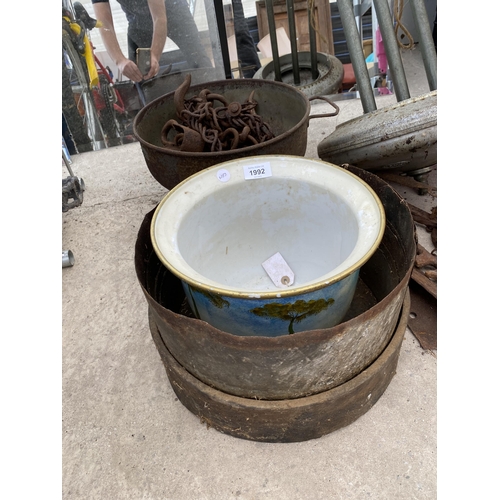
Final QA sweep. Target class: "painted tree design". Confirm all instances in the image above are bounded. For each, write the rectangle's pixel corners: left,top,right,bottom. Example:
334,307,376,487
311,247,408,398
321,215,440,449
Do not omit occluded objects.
188,286,229,319
251,297,335,334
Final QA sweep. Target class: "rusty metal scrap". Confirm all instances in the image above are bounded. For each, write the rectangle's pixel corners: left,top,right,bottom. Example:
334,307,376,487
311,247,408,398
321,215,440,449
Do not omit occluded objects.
409,204,437,229
410,205,437,350
412,243,437,299
378,172,437,196
407,279,437,351
423,269,437,281
160,74,275,153
411,268,436,299
415,243,437,269
407,204,437,252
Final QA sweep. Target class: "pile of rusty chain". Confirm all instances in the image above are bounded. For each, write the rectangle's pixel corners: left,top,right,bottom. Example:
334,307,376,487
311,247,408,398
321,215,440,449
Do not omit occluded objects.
160,74,275,152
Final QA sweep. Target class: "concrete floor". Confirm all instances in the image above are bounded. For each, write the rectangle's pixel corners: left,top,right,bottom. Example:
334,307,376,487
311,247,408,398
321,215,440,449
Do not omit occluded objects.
62,48,437,499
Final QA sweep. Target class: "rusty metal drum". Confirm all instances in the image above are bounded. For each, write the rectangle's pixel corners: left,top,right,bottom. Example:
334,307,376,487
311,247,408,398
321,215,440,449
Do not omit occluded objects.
135,166,416,400
149,290,410,442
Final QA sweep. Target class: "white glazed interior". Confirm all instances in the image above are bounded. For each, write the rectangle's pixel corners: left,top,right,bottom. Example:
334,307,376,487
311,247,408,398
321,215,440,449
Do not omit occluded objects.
152,156,385,297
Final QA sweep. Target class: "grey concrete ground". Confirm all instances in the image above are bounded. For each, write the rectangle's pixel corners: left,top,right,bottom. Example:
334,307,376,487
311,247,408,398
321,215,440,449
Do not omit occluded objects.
62,48,437,499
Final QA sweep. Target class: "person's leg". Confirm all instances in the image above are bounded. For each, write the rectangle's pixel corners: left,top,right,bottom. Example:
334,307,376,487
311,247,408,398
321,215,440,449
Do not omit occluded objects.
232,0,261,78
164,0,212,69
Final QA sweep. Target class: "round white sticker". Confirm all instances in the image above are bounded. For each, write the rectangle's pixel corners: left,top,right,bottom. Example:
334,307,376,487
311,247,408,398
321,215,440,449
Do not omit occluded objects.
217,169,230,182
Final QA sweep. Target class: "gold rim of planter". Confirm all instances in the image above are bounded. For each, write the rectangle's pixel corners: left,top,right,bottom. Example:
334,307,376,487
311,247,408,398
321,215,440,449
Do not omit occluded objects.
150,156,386,300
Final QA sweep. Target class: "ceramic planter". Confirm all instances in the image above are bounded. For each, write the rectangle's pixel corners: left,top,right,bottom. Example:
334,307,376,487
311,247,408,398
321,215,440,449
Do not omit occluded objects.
150,156,385,337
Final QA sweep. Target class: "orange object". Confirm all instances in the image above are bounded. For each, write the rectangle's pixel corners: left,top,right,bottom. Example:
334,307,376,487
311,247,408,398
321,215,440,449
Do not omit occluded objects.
342,63,356,91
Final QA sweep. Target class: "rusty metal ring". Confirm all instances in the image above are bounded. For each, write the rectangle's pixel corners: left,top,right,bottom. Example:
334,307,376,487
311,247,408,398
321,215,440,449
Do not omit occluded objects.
220,128,240,150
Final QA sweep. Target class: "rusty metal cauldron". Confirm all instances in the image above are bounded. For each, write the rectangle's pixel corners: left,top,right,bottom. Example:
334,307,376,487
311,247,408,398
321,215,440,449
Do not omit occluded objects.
133,78,339,190
135,166,416,410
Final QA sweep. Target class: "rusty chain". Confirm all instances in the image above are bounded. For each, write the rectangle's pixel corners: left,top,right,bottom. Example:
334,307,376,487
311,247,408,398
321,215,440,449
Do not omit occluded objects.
160,74,275,152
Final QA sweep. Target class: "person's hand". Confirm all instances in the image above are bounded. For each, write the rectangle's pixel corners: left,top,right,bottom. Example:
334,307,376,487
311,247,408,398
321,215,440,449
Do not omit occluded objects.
144,55,160,81
117,58,145,83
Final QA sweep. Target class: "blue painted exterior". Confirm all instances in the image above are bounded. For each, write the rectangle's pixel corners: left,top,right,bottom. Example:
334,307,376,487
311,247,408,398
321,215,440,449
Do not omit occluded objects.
182,270,360,337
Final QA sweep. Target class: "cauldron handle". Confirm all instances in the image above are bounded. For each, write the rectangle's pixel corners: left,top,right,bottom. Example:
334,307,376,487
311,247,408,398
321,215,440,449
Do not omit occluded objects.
308,96,340,120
